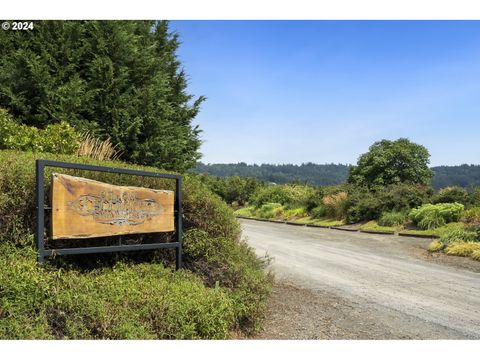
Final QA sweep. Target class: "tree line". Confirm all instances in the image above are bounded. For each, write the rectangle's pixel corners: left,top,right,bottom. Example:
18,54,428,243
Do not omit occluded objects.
195,161,480,189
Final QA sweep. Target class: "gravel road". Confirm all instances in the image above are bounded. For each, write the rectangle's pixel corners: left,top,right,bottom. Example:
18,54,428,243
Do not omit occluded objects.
240,219,480,339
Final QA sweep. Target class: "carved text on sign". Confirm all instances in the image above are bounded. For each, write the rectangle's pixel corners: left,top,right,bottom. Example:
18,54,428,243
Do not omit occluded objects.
51,173,174,239
69,191,162,225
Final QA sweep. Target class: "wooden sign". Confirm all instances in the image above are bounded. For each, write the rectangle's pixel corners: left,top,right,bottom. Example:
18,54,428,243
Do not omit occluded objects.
51,173,174,239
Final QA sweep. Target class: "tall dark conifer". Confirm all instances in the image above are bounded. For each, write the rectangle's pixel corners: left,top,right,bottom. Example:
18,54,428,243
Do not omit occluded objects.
0,21,204,171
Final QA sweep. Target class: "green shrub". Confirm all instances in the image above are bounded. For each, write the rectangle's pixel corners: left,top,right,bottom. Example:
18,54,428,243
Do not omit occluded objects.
432,186,470,206
283,207,308,219
234,206,256,218
418,212,446,230
345,187,384,223
0,150,272,338
197,174,265,206
440,226,477,245
250,184,313,209
469,187,480,207
409,203,464,229
183,229,272,334
379,183,433,212
256,203,283,219
311,205,327,219
378,211,407,227
461,207,480,226
359,220,397,233
303,187,325,211
0,109,80,154
0,244,236,339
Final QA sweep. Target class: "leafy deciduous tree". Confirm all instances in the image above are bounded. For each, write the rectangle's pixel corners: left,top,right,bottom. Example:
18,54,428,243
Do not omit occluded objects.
347,138,434,187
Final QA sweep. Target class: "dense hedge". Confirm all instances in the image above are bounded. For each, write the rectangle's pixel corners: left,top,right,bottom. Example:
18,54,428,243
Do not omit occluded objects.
0,150,272,339
0,109,80,154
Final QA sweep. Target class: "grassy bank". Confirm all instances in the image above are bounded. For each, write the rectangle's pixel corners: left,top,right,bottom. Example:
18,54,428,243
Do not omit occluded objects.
0,150,272,339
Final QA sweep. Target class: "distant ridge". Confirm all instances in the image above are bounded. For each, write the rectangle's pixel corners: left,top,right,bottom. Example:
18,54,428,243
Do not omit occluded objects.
194,162,351,186
194,162,480,189
431,164,480,189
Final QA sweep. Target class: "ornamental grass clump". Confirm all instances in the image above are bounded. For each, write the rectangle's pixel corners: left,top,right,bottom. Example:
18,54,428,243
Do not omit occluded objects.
322,191,348,220
378,211,407,227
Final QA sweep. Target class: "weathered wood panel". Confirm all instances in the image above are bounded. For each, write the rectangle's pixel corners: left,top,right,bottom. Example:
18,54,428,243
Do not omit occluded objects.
51,173,174,239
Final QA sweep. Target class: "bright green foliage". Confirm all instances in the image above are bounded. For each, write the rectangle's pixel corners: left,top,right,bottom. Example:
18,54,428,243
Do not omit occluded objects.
431,186,470,206
348,138,434,188
0,21,203,172
359,220,398,233
0,244,235,339
378,211,407,227
250,184,314,209
256,203,284,219
283,207,308,219
234,206,256,218
0,109,80,154
0,150,272,338
409,203,464,229
183,229,271,334
440,226,477,245
418,212,446,230
400,222,465,237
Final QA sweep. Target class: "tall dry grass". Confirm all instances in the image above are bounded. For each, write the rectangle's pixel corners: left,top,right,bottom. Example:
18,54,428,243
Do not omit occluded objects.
322,191,348,220
76,132,122,161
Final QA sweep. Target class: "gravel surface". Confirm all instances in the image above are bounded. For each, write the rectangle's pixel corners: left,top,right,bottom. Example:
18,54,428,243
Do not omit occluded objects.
240,219,480,339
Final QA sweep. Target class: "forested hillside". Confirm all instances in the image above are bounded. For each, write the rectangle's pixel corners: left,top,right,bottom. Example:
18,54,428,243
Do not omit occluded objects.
195,162,480,188
431,165,480,189
194,162,350,186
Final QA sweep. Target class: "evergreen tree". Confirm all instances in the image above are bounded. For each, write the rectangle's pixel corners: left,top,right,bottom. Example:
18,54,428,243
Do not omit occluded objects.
0,21,204,171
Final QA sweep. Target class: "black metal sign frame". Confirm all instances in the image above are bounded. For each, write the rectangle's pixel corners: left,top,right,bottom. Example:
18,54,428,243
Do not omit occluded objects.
36,159,182,269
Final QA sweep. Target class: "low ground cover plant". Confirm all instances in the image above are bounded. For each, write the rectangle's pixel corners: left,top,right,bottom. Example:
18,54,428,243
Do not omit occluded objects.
427,221,480,261
359,221,397,233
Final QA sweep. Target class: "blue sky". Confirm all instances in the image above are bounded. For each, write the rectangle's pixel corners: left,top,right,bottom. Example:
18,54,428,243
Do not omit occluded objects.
169,21,480,166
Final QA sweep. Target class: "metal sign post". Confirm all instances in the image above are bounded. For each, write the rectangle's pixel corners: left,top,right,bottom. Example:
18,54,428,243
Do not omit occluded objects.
35,159,182,269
